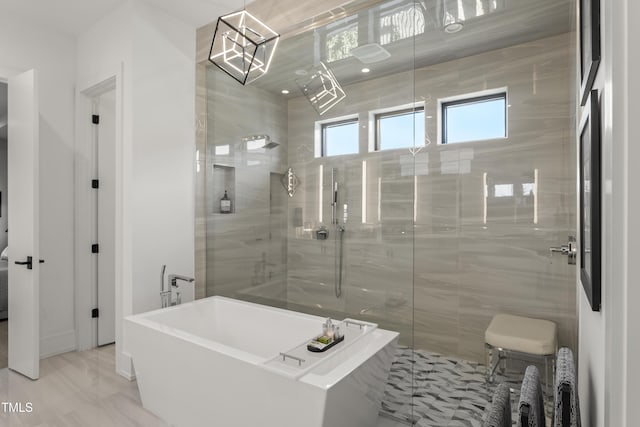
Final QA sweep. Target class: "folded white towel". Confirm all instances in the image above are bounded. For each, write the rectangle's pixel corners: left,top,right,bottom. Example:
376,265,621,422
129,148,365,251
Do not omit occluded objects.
1,247,7,261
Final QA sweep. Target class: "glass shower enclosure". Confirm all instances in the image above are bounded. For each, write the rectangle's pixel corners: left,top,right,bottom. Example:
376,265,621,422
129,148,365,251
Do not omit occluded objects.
200,0,577,424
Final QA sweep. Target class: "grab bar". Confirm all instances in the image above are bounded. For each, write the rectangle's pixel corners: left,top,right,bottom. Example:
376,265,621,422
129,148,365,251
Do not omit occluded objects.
345,320,367,330
280,353,306,366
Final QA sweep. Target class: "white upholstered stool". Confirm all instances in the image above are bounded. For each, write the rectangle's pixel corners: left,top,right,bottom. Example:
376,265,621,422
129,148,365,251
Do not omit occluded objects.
485,314,557,394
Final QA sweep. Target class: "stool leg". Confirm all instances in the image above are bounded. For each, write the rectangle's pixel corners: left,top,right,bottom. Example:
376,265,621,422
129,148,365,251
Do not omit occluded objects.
545,356,549,396
485,343,493,383
499,349,506,375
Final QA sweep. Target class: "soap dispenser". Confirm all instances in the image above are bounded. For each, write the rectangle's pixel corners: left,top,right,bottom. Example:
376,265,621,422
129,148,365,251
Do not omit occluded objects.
220,190,231,214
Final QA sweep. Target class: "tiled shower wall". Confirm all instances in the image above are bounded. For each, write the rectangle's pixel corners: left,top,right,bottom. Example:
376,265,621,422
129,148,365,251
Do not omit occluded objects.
200,32,577,363
285,33,576,361
204,69,289,306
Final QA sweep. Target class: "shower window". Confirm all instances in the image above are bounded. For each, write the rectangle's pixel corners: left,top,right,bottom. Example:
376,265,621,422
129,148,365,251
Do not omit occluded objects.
319,117,360,157
440,90,507,144
373,106,425,151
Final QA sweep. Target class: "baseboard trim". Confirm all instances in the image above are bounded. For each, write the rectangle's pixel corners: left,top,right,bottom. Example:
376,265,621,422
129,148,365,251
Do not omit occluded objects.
40,329,77,359
116,350,136,380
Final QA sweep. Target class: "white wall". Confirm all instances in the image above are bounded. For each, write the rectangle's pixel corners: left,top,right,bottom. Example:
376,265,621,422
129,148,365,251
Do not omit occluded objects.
0,15,77,358
624,2,640,421
130,1,196,315
0,139,7,251
76,0,204,378
578,0,640,426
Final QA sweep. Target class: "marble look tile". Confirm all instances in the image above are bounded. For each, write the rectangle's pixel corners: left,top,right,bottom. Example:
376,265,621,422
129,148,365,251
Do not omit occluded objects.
382,347,554,426
203,68,289,304
197,32,577,363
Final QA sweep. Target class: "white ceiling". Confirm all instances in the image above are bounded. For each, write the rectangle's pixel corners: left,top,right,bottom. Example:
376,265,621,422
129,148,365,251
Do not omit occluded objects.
1,0,245,37
0,0,245,139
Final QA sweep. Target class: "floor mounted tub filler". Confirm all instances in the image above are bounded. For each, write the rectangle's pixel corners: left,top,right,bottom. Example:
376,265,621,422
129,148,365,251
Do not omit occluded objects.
124,296,399,427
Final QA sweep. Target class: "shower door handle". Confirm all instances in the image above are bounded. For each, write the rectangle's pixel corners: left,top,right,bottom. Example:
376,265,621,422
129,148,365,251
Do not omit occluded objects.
549,236,576,265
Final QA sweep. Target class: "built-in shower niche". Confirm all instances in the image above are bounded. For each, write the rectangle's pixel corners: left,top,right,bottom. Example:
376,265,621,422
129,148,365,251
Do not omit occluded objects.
212,164,235,214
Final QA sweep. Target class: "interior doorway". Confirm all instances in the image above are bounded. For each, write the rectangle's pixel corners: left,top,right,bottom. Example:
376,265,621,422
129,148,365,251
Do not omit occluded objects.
90,88,116,347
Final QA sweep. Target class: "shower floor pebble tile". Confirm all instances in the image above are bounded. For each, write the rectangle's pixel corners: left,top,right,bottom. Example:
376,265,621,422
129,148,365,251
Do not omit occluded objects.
381,347,553,426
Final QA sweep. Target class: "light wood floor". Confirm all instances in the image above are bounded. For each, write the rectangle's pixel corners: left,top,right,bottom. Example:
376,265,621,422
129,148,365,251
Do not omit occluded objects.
0,344,404,427
0,320,7,369
0,345,167,427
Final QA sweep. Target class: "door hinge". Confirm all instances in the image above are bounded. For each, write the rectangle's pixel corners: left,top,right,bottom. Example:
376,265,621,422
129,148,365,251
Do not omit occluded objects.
92,114,100,125
91,244,99,254
91,179,99,189
91,308,99,318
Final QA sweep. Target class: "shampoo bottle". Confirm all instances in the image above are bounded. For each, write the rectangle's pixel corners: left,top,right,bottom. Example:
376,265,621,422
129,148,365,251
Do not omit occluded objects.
220,190,231,214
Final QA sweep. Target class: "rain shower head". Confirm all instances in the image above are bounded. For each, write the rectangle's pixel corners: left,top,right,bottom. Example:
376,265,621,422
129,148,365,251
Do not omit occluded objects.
243,134,279,150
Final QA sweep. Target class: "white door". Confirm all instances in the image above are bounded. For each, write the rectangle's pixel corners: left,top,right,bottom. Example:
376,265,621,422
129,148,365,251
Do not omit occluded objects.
7,69,40,379
97,90,115,346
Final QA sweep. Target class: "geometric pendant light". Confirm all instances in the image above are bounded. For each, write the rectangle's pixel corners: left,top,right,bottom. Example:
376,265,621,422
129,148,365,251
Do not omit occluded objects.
208,10,280,85
295,62,346,116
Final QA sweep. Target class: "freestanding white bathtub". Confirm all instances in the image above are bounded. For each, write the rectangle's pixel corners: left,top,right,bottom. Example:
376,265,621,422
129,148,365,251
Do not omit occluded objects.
124,296,398,427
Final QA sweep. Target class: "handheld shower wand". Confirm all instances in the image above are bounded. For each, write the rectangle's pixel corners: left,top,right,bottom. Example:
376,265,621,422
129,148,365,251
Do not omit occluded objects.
330,168,344,298
331,168,339,225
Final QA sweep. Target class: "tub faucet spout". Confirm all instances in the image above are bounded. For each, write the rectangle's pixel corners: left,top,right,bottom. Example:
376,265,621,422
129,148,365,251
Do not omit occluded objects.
167,274,195,307
169,274,195,287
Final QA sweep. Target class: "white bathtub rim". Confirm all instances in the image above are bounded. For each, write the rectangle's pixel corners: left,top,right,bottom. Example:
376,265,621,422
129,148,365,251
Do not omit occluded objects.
125,296,398,388
125,296,306,365
125,314,267,366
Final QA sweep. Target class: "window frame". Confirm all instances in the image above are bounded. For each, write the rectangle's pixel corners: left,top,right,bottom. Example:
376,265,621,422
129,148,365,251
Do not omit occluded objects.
315,115,360,158
368,102,425,152
438,88,508,145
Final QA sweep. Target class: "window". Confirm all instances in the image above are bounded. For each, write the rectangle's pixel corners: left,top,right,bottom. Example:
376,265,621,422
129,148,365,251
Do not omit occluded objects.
375,107,425,151
522,183,535,196
441,92,507,144
322,119,359,156
494,184,514,198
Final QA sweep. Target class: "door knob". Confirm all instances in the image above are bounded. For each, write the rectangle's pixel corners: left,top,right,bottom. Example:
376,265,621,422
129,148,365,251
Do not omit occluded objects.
15,256,33,270
14,256,45,270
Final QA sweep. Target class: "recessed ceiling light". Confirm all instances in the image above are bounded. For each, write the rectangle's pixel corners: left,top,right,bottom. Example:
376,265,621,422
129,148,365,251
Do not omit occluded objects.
281,89,290,94
444,22,464,34
361,68,371,73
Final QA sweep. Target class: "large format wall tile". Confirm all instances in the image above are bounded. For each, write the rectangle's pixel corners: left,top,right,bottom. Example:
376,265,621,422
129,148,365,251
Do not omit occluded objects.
285,32,576,362
204,68,290,305
198,32,577,363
